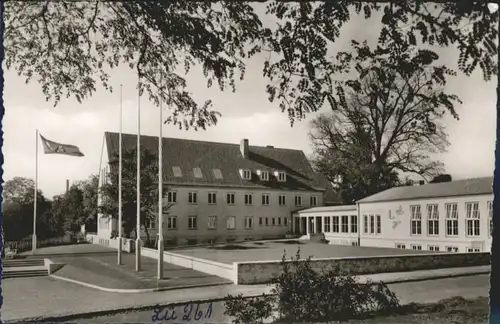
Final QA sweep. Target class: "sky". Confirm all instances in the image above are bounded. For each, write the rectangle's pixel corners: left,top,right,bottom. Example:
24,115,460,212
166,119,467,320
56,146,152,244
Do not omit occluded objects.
2,4,497,199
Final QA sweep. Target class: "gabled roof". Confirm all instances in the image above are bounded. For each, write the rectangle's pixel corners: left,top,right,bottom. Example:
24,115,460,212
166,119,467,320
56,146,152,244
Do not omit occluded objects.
357,176,493,204
104,132,329,191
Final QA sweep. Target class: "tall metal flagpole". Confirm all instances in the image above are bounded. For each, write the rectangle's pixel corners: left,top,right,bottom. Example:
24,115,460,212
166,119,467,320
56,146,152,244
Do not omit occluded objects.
117,84,123,265
32,129,39,254
157,81,164,279
135,81,142,272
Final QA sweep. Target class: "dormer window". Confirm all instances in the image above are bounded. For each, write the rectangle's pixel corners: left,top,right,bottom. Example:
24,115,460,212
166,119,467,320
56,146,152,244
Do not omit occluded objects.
274,171,286,182
172,166,182,177
213,168,223,180
193,167,203,179
240,169,252,180
260,171,269,181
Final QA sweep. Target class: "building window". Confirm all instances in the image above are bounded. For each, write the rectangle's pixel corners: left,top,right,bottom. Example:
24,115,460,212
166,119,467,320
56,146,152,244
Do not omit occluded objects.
193,167,203,178
376,215,381,234
396,243,406,249
172,166,182,177
212,168,223,180
260,171,269,181
324,217,331,232
245,216,253,229
428,245,440,252
167,216,177,230
278,171,286,182
278,217,282,226
272,217,276,226
244,194,253,205
188,192,198,204
284,217,288,227
410,205,422,235
465,202,480,237
208,192,217,205
279,195,286,206
310,196,317,206
167,191,177,203
241,169,251,180
467,247,481,253
146,217,156,230
227,193,235,205
295,195,302,206
369,215,375,234
488,201,493,236
265,217,269,226
341,216,349,233
226,216,236,229
446,246,459,253
363,215,368,234
332,216,339,233
208,216,217,229
427,204,439,236
259,217,263,226
445,203,459,236
188,216,197,230
262,194,270,206
350,215,358,233
411,244,422,251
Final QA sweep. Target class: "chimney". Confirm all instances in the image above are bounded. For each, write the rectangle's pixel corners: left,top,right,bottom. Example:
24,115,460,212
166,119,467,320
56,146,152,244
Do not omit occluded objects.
66,179,70,193
240,139,249,159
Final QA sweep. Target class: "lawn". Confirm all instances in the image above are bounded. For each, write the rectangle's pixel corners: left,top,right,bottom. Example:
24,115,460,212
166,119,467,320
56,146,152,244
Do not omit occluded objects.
173,240,432,264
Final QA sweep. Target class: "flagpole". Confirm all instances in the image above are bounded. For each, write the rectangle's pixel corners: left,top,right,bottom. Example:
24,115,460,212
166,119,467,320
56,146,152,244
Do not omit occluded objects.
157,81,164,280
135,80,142,272
32,129,38,254
117,84,123,265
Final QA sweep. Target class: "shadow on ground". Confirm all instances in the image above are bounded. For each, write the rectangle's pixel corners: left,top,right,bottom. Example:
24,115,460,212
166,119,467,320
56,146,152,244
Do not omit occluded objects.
38,245,232,290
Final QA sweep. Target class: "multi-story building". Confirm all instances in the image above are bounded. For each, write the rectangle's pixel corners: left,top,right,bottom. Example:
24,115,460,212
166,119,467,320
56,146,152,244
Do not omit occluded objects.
97,132,333,245
295,177,493,253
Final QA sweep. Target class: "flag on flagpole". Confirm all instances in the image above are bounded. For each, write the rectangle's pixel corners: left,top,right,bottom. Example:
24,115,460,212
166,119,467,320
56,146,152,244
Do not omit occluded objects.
40,134,85,157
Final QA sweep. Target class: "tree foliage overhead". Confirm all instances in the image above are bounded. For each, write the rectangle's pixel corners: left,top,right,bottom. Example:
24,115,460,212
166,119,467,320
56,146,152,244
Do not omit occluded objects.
5,1,263,130
309,41,457,203
99,148,171,241
263,1,497,124
6,1,496,128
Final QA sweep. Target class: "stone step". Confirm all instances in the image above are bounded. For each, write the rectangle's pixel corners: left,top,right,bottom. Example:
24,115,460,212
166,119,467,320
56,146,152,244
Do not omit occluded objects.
4,259,44,267
3,270,48,279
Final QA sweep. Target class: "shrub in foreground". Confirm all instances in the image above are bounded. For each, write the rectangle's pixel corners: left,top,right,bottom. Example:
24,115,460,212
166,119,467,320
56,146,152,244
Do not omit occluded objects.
224,248,400,323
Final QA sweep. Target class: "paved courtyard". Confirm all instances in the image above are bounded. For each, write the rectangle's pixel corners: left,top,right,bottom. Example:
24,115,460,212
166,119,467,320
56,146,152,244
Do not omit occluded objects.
3,274,489,323
24,244,231,290
172,240,434,264
2,277,270,322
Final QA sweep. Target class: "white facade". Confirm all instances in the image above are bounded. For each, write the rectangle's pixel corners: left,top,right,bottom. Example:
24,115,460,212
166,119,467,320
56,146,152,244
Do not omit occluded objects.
359,194,493,253
296,206,359,246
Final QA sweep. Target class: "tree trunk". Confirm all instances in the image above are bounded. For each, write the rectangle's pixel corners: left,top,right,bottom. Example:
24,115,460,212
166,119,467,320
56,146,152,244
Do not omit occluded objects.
144,225,150,246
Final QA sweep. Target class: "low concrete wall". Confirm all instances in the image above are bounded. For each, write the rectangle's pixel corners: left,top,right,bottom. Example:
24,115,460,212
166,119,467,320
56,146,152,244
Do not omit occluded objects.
44,259,65,275
235,252,490,285
86,234,133,252
142,247,235,282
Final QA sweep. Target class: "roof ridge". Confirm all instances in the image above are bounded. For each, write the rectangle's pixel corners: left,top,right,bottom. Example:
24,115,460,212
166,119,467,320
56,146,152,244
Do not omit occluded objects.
105,131,303,152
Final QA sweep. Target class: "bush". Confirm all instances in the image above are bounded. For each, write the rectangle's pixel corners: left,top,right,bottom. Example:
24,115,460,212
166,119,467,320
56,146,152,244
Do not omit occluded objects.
224,248,400,323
